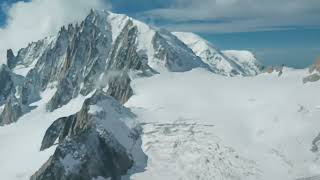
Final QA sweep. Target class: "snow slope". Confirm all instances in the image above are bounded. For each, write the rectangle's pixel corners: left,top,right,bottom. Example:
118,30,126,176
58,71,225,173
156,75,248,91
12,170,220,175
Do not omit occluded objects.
0,86,94,180
173,32,261,76
0,66,319,180
223,50,261,76
126,68,320,180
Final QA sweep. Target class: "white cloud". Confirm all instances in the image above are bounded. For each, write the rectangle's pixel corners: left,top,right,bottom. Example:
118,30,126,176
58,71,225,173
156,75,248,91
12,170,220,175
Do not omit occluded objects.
0,0,111,64
138,0,320,33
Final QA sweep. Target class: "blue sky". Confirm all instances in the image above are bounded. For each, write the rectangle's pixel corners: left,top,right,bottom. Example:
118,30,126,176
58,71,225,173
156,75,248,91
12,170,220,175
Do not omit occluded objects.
0,0,319,68
0,0,28,26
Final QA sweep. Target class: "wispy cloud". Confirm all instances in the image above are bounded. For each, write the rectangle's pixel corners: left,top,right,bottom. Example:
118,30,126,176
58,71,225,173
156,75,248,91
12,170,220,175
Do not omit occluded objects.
136,0,320,33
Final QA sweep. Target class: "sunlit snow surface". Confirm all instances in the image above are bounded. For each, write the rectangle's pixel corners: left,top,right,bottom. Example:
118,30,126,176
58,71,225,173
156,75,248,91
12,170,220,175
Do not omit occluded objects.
0,69,319,180
126,68,320,180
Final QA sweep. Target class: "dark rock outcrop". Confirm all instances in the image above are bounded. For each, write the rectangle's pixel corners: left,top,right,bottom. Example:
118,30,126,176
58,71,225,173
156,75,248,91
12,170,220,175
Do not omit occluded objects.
106,72,133,104
311,133,320,152
106,20,154,75
31,91,146,180
6,49,17,69
0,65,15,105
152,29,207,72
303,59,320,83
0,94,30,126
0,95,22,126
0,64,27,126
21,69,42,105
303,73,320,84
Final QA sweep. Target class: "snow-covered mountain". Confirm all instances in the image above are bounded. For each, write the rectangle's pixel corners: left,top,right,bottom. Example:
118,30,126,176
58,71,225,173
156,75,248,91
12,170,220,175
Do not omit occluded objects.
0,10,264,126
173,32,261,76
0,9,211,180
2,10,209,124
0,9,319,180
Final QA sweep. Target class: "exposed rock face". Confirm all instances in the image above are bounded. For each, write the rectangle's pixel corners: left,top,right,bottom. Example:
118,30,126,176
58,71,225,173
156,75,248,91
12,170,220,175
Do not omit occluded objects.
46,13,153,111
6,49,17,69
106,72,133,104
0,64,27,126
303,73,320,84
11,38,54,71
303,59,320,83
46,11,113,111
311,133,320,152
31,91,146,180
0,95,22,125
153,30,207,72
0,94,29,126
21,69,42,105
106,20,155,75
0,65,15,105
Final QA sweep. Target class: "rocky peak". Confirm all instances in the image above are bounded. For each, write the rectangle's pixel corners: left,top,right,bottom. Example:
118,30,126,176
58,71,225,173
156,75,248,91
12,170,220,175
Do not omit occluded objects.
6,49,16,69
